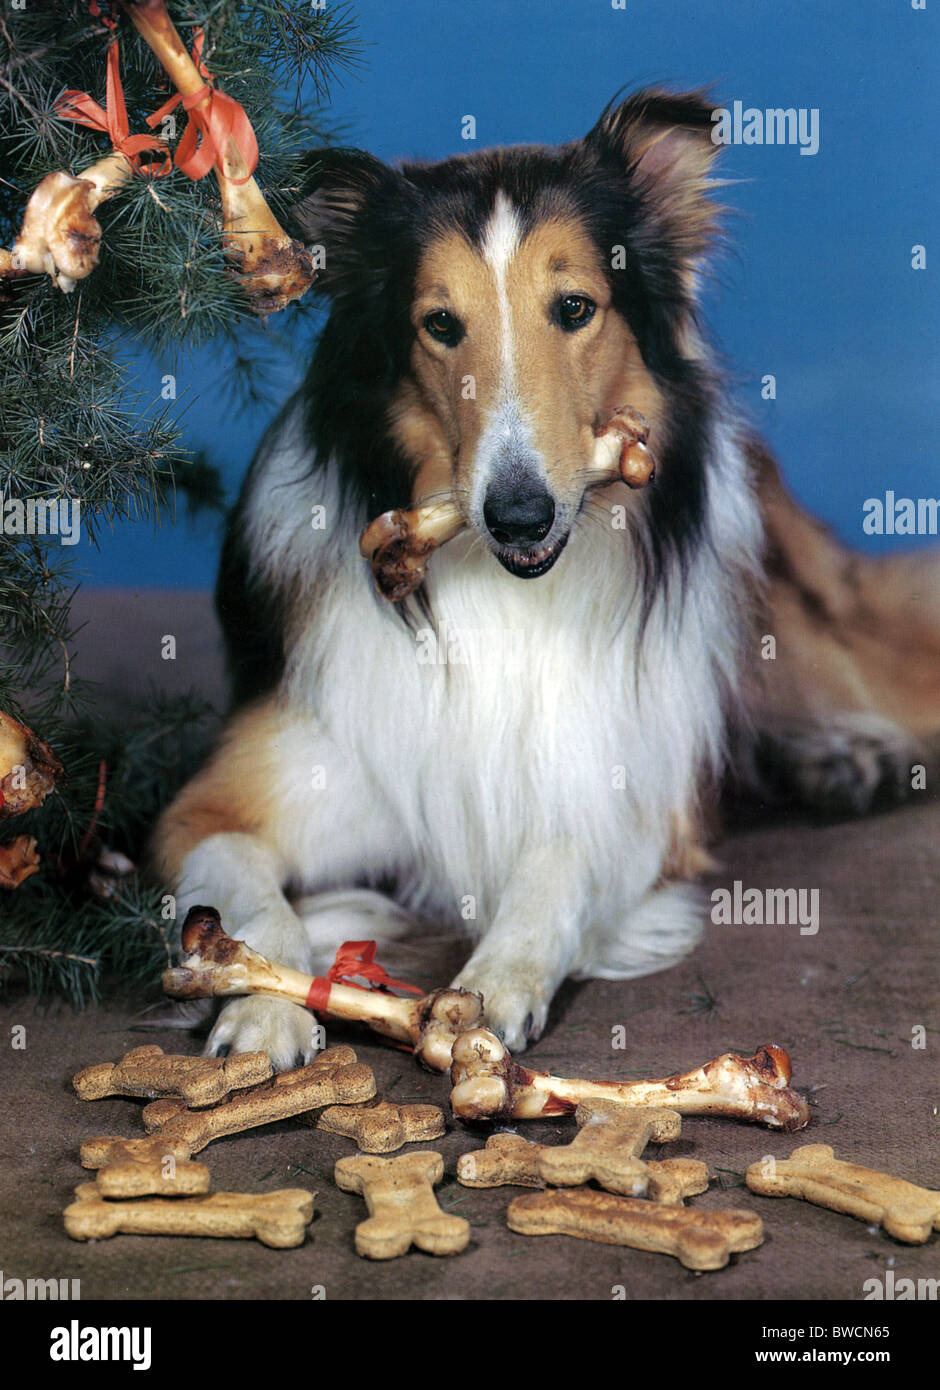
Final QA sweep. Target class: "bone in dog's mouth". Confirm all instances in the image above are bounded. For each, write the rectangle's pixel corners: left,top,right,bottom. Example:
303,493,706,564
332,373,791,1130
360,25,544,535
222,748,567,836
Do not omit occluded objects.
360,405,655,601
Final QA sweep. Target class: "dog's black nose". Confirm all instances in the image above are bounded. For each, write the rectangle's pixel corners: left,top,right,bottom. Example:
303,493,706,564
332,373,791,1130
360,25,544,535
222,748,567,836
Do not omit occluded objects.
483,480,555,546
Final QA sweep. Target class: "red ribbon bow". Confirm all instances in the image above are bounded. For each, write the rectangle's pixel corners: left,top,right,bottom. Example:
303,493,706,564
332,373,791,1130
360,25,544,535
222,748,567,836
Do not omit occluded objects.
305,940,424,1014
146,29,258,184
56,41,172,177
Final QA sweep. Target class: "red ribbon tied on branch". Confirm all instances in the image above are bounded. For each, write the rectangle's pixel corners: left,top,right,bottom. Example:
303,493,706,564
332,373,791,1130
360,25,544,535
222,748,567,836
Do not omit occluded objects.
305,940,424,1013
146,29,259,184
56,40,172,177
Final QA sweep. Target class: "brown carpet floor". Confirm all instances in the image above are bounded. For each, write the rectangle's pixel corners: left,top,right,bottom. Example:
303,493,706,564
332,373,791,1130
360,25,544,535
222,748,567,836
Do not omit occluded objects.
1,590,936,1301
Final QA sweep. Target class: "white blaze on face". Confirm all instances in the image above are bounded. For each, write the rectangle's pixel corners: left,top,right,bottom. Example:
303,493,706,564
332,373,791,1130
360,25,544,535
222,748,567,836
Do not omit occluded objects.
472,192,539,511
480,192,522,398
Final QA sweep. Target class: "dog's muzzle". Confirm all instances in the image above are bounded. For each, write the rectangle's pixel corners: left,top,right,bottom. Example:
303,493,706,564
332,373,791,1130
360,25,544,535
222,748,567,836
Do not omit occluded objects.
482,472,567,577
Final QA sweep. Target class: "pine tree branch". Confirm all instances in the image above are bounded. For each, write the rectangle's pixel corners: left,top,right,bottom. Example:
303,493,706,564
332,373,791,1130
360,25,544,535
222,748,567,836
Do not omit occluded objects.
0,0,359,1007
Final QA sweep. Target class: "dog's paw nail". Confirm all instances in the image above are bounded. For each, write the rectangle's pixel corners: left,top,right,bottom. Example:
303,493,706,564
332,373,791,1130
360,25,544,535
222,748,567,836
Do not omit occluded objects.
204,997,323,1072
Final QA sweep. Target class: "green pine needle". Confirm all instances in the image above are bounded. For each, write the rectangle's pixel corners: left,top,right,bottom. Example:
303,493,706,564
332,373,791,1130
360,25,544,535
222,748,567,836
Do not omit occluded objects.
1,0,357,1007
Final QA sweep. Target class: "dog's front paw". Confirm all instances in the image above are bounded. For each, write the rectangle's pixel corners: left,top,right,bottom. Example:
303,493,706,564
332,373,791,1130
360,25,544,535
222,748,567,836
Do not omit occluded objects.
205,997,323,1071
451,968,548,1053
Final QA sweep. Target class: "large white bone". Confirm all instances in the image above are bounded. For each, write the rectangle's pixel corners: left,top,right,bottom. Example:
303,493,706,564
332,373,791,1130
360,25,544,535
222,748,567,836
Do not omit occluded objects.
449,1028,811,1131
162,907,483,1071
8,155,134,292
359,501,464,602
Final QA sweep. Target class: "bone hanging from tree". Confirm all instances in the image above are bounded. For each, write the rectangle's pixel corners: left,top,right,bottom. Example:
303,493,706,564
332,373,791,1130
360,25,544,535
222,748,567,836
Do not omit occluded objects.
5,155,136,294
120,0,317,314
4,19,171,292
0,710,64,817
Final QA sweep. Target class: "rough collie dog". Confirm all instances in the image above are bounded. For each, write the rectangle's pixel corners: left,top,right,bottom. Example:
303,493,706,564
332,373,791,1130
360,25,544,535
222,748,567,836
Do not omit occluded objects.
151,89,940,1068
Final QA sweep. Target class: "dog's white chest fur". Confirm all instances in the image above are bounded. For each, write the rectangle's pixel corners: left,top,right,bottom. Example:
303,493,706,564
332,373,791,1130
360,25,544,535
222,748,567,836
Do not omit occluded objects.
171,404,762,1061
272,444,751,932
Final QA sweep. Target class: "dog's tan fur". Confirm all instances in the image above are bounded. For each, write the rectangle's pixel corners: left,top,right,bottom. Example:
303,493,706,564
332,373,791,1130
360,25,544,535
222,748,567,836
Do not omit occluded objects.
748,442,940,739
152,699,284,885
401,216,664,516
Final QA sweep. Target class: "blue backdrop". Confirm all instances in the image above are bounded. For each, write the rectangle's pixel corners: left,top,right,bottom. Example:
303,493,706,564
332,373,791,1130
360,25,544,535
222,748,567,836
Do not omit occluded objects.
76,0,939,587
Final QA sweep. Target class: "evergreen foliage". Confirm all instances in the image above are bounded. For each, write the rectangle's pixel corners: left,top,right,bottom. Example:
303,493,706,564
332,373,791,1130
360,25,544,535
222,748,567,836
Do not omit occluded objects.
0,1,358,1004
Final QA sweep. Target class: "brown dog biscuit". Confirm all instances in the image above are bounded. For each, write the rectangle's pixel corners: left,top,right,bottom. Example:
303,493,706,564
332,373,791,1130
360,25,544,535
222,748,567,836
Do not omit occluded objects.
457,1106,682,1196
457,1133,545,1189
140,1047,375,1154
537,1102,681,1196
334,1151,470,1259
644,1158,711,1206
313,1100,446,1153
64,1182,314,1248
96,1158,211,1198
746,1143,940,1244
80,1133,196,1170
73,1045,272,1106
507,1189,763,1270
79,1133,209,1197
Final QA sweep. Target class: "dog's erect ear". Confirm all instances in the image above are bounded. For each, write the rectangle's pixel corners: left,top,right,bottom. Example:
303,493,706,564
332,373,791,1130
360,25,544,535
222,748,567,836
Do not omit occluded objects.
286,148,414,297
586,88,724,265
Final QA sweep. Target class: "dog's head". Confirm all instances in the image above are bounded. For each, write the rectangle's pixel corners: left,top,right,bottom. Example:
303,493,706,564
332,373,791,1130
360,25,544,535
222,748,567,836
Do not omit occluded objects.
292,89,725,581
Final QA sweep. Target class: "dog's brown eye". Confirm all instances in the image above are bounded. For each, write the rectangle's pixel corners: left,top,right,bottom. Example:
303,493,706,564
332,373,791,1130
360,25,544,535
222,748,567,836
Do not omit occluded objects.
557,295,596,331
423,309,464,347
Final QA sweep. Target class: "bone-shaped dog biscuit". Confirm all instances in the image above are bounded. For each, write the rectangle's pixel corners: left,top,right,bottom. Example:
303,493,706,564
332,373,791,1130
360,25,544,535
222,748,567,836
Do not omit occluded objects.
644,1158,711,1206
140,1047,375,1153
94,1151,210,1198
73,1045,273,1106
64,1182,314,1248
334,1152,470,1259
457,1132,708,1206
78,1134,210,1196
745,1143,940,1244
538,1102,681,1195
450,1028,811,1130
507,1189,763,1270
80,1133,196,1170
457,1106,682,1195
457,1133,546,1189
312,1101,446,1153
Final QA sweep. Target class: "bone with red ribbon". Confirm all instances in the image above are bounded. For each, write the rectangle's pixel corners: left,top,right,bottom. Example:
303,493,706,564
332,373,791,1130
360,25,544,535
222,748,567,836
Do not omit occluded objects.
121,0,316,314
7,8,171,292
161,906,484,1071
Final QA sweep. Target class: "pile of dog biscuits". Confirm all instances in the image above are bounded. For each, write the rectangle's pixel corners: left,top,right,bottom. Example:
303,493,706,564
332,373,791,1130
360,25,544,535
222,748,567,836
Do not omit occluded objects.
64,912,940,1269
65,1039,940,1268
65,1043,440,1248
